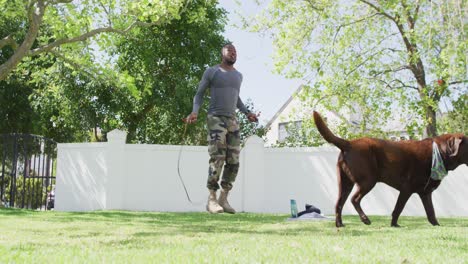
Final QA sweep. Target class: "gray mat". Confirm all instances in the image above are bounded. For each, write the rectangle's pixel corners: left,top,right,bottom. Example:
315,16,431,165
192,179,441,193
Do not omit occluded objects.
286,212,334,221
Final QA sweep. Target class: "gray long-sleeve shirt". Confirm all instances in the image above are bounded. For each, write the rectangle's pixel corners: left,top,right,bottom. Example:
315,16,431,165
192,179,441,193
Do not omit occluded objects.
192,65,250,117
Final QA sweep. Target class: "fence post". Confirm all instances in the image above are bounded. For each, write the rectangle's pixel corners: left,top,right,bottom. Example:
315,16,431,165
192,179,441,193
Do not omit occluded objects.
241,135,265,212
106,129,127,210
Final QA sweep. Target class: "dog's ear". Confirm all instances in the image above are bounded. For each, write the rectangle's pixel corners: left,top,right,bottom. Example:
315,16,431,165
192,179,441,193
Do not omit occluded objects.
447,136,463,157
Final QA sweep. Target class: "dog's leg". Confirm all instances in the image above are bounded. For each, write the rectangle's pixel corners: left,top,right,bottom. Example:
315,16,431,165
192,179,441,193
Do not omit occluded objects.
335,166,354,228
391,191,412,227
350,182,375,225
419,192,440,226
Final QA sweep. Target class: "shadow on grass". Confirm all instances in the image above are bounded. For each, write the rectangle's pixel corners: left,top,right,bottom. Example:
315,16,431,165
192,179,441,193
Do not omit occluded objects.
0,208,40,216
1,208,467,238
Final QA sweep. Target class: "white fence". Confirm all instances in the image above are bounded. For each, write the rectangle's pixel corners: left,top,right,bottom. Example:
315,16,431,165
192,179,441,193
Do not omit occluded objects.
56,130,468,217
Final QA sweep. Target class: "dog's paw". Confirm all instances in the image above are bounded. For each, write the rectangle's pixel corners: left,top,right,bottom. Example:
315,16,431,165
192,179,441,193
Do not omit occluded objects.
361,217,371,225
336,222,345,228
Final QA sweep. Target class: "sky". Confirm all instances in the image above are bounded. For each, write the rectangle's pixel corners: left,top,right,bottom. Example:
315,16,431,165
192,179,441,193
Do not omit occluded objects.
217,0,303,124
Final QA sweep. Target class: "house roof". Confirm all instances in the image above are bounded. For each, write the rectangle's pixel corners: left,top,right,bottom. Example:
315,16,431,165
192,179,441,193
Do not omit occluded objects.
264,84,415,135
265,85,305,130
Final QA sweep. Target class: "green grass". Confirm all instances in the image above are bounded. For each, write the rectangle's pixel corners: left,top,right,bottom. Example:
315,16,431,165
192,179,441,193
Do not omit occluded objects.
0,209,467,263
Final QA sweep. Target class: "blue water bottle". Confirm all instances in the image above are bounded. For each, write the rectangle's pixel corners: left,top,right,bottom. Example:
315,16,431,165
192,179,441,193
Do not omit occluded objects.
290,199,298,218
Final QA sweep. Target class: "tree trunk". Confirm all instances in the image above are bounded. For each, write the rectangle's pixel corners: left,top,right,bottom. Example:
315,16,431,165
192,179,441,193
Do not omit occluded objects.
425,105,437,138
126,124,137,143
418,86,438,138
125,101,156,143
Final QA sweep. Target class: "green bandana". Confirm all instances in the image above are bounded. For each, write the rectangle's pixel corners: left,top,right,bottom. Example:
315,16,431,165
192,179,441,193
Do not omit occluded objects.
431,141,448,180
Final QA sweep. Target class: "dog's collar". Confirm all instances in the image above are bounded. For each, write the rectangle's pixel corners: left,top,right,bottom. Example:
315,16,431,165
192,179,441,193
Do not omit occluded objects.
431,141,448,181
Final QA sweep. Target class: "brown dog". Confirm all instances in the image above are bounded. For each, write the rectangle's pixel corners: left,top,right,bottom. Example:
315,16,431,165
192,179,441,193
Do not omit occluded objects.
313,111,468,227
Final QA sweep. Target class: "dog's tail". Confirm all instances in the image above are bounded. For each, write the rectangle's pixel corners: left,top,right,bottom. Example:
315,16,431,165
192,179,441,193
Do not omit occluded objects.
313,111,351,151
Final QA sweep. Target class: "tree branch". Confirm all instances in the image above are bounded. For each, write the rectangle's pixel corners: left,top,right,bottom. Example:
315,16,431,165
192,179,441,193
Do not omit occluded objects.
401,0,415,29
97,1,112,26
314,13,380,77
392,79,418,90
344,33,401,77
47,0,73,4
448,80,468,86
0,35,19,50
332,13,380,49
372,65,412,76
0,0,46,81
28,19,166,56
413,0,421,24
345,52,378,77
303,0,325,11
50,50,118,87
358,0,397,22
366,76,418,91
1,1,191,81
359,0,427,90
358,0,413,53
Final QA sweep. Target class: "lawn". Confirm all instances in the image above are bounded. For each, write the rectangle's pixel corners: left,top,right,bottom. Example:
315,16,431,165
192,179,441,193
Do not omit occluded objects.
0,209,467,263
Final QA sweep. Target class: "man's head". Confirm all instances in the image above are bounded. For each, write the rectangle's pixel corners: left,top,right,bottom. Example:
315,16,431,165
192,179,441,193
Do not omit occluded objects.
221,43,237,66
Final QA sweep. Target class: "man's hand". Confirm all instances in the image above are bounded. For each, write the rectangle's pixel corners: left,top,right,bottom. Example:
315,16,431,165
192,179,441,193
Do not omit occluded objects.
184,112,198,124
247,112,260,123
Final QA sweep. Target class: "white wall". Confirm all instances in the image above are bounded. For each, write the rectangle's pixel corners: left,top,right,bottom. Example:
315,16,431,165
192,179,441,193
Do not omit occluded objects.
56,143,107,211
56,130,468,217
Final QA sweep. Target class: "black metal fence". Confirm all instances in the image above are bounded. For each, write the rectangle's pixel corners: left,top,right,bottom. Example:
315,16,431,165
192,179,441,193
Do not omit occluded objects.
0,134,57,210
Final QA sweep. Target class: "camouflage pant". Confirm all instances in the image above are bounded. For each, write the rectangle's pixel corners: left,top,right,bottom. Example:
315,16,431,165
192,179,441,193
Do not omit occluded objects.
206,115,241,191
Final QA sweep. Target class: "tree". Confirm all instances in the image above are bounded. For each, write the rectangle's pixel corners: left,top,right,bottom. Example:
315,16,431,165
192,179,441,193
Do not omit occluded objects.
236,99,267,145
29,61,127,142
112,0,228,144
0,75,38,134
1,0,232,145
438,94,468,135
0,0,189,81
1,7,121,142
0,52,120,142
248,0,467,137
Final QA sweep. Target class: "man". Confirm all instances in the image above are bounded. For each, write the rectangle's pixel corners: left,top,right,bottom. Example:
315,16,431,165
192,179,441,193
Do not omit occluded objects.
185,43,258,214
